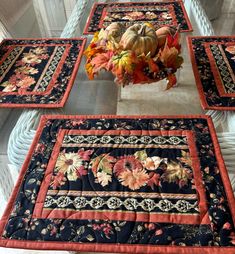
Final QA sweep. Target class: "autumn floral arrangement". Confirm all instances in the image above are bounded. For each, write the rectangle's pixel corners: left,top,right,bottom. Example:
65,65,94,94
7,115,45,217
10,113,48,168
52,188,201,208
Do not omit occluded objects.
84,22,183,89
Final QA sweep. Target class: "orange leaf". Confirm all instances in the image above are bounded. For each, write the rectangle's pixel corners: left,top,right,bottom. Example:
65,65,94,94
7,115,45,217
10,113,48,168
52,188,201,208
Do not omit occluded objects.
147,58,159,73
84,45,104,60
90,51,114,73
159,43,183,70
166,74,177,90
147,173,160,190
85,62,95,80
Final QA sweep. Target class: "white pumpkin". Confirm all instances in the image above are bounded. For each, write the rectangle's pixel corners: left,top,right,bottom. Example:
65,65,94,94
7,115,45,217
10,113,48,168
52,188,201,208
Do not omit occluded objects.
99,22,125,43
120,24,158,57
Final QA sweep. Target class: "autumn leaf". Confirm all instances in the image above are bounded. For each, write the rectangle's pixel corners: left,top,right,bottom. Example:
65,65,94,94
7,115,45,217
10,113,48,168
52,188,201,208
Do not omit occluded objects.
134,150,148,162
147,172,160,190
166,74,177,90
111,50,138,77
132,56,150,84
159,35,184,72
167,32,181,51
90,51,114,73
132,70,149,84
85,62,95,80
147,58,160,73
91,154,116,176
159,44,179,69
92,31,100,43
178,150,193,167
78,149,94,161
84,45,104,60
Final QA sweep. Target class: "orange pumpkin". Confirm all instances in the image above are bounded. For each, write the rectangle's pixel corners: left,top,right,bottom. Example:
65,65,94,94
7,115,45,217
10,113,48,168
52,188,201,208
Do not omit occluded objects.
120,24,158,57
156,26,178,49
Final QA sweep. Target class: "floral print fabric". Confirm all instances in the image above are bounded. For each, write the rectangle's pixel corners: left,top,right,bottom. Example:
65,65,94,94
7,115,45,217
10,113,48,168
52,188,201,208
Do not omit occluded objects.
84,1,192,34
0,39,86,107
0,115,234,253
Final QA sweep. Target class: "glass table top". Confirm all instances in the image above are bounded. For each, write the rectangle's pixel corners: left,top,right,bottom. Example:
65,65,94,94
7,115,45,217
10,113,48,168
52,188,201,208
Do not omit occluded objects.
0,0,208,116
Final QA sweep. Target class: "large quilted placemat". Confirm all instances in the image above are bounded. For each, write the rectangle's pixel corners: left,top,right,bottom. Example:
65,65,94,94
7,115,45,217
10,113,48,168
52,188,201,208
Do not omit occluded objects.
0,115,235,253
0,38,86,107
188,36,235,110
84,1,193,34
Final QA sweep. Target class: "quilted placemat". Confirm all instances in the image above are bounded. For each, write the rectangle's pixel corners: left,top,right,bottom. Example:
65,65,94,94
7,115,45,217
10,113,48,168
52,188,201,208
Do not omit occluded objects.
0,115,234,253
188,36,235,110
0,38,86,108
84,1,193,34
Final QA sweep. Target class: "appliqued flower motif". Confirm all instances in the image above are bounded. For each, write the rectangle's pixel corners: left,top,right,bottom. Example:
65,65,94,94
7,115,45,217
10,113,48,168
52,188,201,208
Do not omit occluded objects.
161,161,192,188
22,52,42,64
90,153,116,186
147,172,160,189
33,47,48,55
2,83,17,92
54,149,93,183
162,12,172,20
178,151,192,167
96,171,112,187
122,11,145,20
145,12,157,20
55,152,83,173
8,73,27,85
51,172,67,189
118,168,149,190
143,156,164,170
15,66,39,75
17,76,35,89
114,155,143,176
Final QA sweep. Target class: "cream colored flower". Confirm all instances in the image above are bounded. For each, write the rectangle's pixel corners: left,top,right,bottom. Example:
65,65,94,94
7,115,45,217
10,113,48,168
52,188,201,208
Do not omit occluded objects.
2,83,17,92
162,12,172,20
145,12,157,20
55,152,83,180
16,66,38,75
143,156,163,171
33,47,47,55
22,52,41,64
96,171,112,187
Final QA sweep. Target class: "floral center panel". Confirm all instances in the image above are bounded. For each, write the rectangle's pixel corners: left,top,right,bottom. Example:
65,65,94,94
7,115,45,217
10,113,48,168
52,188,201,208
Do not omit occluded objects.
0,45,69,94
204,42,235,97
33,129,209,225
100,5,178,30
84,1,192,34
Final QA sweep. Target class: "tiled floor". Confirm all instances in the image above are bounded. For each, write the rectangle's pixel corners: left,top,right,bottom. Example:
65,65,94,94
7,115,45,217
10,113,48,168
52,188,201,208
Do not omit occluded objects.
0,0,234,253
